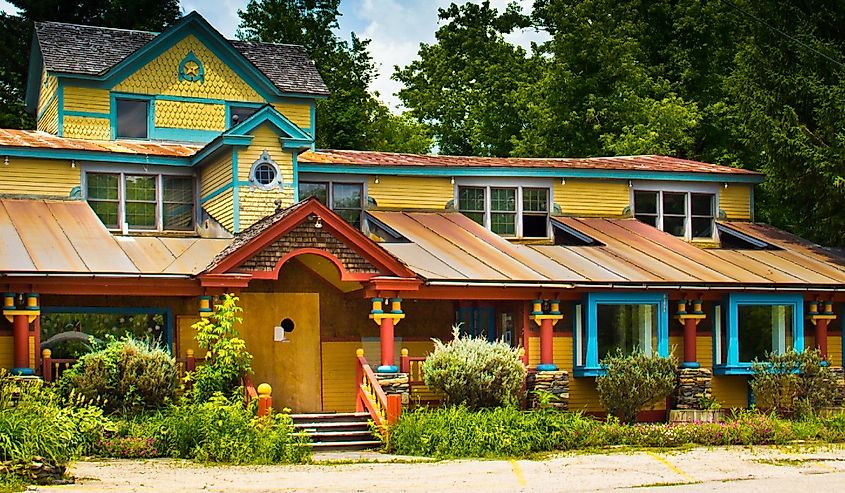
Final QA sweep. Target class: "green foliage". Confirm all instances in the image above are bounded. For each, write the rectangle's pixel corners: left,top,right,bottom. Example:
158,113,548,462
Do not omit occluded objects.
422,326,526,409
388,405,845,459
750,348,839,418
596,349,677,423
57,336,177,414
139,394,310,464
189,294,253,402
0,0,181,130
238,0,432,153
40,312,165,359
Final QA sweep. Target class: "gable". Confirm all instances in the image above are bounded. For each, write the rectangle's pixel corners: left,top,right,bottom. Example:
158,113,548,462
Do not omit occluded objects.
113,34,263,102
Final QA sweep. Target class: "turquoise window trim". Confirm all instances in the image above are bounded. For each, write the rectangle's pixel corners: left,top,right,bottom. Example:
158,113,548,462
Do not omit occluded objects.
56,83,64,137
292,151,300,202
110,92,155,140
153,127,220,143
63,110,110,119
713,293,804,376
309,100,316,142
232,148,240,233
40,305,174,350
298,164,765,184
574,292,669,378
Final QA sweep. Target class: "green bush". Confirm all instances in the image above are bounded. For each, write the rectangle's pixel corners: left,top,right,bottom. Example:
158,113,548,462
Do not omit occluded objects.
95,436,158,459
596,349,677,423
422,326,526,409
189,294,253,402
58,337,176,414
750,348,838,418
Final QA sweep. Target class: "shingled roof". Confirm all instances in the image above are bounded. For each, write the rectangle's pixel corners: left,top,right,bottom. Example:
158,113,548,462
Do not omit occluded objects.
34,20,329,97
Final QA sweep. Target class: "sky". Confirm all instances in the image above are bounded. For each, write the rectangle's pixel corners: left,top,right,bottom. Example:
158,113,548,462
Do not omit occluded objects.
1,0,548,110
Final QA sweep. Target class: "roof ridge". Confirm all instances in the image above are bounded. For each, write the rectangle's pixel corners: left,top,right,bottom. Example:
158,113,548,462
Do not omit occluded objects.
315,149,687,162
35,20,160,35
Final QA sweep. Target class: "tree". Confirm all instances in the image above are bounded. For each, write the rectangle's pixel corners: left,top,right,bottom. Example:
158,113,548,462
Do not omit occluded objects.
0,0,182,129
238,0,431,153
394,1,532,156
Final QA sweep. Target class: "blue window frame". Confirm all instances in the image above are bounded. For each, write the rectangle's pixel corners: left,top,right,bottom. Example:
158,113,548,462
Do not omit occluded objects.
574,292,669,377
110,93,155,140
713,293,804,375
456,306,495,342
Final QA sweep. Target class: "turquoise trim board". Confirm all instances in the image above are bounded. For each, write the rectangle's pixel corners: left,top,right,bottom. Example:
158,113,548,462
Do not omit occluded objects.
713,293,804,376
292,151,300,202
40,306,174,350
309,101,316,140
225,101,263,129
299,164,765,184
36,93,57,121
224,104,312,142
200,183,233,204
574,292,669,377
232,148,240,233
63,110,110,119
0,147,190,166
56,83,64,137
154,127,221,143
110,92,155,140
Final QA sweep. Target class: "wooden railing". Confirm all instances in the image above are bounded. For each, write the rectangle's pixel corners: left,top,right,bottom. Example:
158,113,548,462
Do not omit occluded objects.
40,350,76,383
399,349,442,406
355,349,401,429
242,375,273,417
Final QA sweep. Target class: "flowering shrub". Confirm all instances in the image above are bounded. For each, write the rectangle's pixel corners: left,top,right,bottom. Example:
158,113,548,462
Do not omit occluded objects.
422,326,526,409
96,437,159,459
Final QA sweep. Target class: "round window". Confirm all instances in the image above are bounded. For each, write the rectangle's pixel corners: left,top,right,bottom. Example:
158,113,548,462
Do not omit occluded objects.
254,162,277,186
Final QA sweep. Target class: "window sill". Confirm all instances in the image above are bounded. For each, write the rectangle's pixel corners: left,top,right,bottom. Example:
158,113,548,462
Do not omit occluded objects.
713,364,754,375
573,367,606,378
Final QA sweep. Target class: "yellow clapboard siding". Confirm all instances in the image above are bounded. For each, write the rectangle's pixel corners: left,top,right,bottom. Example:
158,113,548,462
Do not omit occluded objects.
155,100,226,131
696,335,713,367
368,176,453,210
177,315,202,359
0,335,11,369
28,336,34,369
554,178,629,217
0,158,80,196
37,96,59,135
203,188,234,232
239,188,294,231
63,86,110,114
38,68,58,116
829,335,842,367
720,184,752,220
272,102,311,129
321,341,359,412
712,375,748,409
200,152,233,197
63,116,110,140
115,34,262,102
236,124,295,231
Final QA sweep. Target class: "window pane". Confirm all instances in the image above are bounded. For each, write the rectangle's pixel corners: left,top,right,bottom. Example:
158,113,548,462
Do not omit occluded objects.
125,201,156,229
229,105,258,126
87,174,118,200
125,175,156,201
663,192,686,215
634,191,657,214
522,214,548,237
335,208,361,229
116,99,149,139
458,187,485,211
597,304,658,360
522,188,548,212
163,203,194,230
491,213,516,235
635,214,658,227
254,163,277,186
333,183,362,209
463,212,484,225
299,182,328,204
490,188,516,212
691,217,713,238
663,216,685,236
738,305,793,362
691,193,714,216
90,201,118,228
163,176,193,203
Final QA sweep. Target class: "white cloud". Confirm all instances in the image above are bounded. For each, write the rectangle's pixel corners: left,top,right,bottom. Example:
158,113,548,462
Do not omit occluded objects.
0,0,18,14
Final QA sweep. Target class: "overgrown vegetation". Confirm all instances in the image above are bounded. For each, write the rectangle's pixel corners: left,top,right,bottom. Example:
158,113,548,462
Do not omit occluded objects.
596,349,678,423
750,348,840,418
188,294,253,402
388,406,845,459
422,326,526,409
57,337,176,414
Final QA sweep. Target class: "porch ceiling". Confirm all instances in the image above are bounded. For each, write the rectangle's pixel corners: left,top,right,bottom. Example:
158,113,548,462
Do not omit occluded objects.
368,210,845,288
0,198,230,276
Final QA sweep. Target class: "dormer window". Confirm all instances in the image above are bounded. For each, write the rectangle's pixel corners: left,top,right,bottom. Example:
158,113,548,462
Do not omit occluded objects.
229,105,259,127
633,189,716,240
457,184,550,238
115,98,149,139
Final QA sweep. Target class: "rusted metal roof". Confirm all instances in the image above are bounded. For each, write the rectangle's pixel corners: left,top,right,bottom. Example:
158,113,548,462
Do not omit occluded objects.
0,198,230,276
301,150,761,176
0,130,201,157
368,211,845,287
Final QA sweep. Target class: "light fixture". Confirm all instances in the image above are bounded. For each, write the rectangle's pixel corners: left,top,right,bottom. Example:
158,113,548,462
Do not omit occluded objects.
724,182,729,189
560,177,566,185
314,216,323,229
374,175,380,184
450,176,455,185
3,156,8,166
70,160,76,168
628,180,633,188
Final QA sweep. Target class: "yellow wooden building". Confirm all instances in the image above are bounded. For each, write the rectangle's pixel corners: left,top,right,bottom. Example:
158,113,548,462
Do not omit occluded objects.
0,12,843,424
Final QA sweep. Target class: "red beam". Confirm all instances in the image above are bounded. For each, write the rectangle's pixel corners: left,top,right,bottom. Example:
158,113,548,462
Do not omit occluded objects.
4,277,203,296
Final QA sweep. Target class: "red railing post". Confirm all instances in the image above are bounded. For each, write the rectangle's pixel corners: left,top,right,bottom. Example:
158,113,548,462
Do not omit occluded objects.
355,348,365,412
386,394,402,425
41,349,52,382
400,348,409,374
186,349,196,372
257,383,272,417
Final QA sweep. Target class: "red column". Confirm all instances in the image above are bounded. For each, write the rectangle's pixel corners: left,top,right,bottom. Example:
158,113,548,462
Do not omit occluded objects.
379,317,396,371
682,317,699,368
816,318,829,360
538,318,556,370
12,314,29,369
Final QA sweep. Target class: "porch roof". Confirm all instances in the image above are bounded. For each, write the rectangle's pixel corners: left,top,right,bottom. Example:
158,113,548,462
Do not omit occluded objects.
368,211,845,289
0,198,230,276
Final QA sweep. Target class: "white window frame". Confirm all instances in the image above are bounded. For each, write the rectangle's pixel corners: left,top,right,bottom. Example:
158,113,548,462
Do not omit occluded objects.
454,178,553,239
82,164,196,234
630,181,720,241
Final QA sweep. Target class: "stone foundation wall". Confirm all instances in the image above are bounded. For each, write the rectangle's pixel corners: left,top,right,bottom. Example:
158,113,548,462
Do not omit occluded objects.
827,366,845,407
673,367,712,410
526,370,569,410
376,372,409,404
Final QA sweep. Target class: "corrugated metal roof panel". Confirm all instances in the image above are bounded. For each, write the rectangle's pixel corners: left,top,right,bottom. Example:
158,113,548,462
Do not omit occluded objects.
2,199,89,272
0,201,36,272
